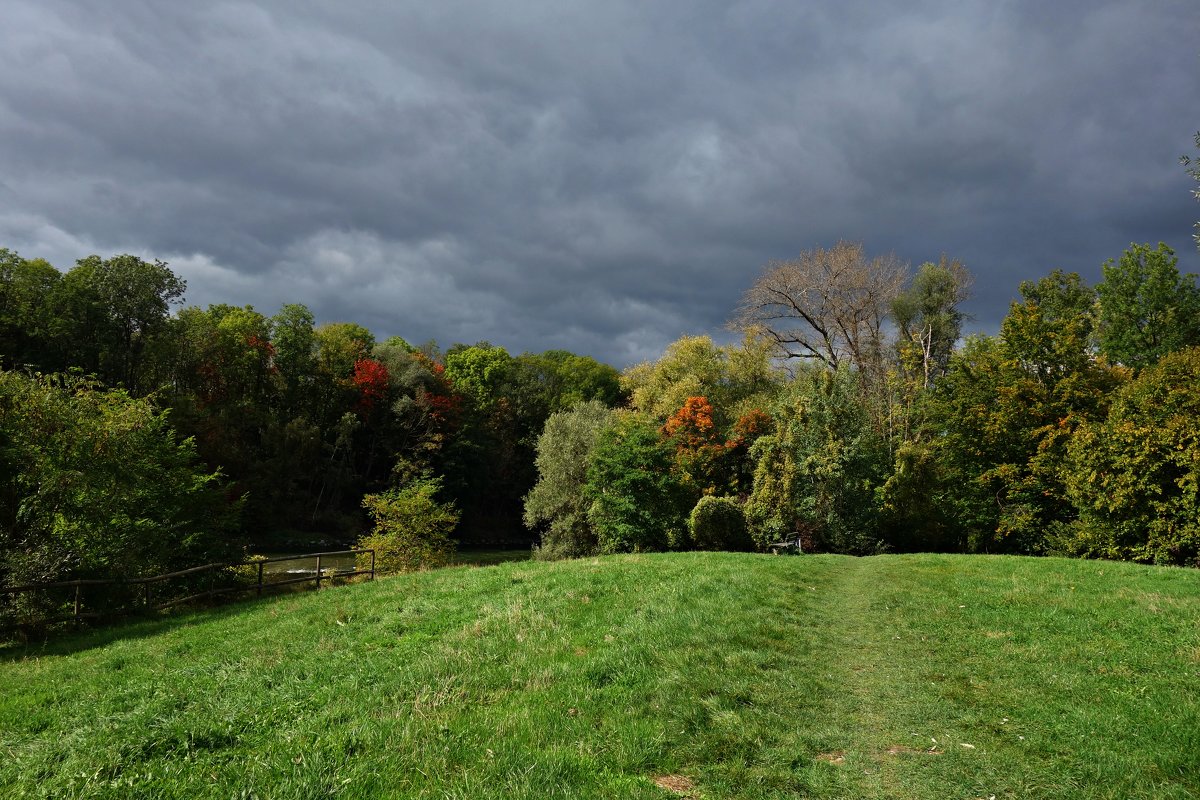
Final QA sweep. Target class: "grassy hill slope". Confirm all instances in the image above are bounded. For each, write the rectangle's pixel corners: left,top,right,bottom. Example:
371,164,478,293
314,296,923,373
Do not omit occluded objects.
2,553,1198,799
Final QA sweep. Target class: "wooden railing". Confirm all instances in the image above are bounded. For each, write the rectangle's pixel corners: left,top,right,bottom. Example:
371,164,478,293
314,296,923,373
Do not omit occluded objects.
0,549,375,631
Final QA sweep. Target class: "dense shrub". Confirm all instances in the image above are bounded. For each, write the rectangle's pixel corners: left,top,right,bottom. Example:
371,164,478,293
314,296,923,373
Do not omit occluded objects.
357,478,457,574
687,496,753,551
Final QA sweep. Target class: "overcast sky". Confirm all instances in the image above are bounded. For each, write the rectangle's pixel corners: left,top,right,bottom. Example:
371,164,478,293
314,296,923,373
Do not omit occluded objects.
2,1,1197,366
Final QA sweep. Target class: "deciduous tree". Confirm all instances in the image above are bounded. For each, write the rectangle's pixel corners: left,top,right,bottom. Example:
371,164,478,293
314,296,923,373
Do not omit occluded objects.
523,400,615,559
1096,242,1200,370
0,249,61,371
358,478,458,574
735,241,906,376
0,371,238,590
57,254,186,391
1064,347,1200,565
584,415,689,553
892,255,972,389
744,367,888,554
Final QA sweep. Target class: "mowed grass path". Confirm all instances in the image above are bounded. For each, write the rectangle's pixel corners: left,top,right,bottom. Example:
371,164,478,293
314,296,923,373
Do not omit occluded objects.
1,553,1198,799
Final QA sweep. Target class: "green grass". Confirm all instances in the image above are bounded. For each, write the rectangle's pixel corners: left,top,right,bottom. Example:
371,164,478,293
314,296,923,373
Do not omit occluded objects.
1,553,1197,799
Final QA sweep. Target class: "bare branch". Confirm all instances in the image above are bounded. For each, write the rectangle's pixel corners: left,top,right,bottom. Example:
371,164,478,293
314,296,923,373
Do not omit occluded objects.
733,241,908,374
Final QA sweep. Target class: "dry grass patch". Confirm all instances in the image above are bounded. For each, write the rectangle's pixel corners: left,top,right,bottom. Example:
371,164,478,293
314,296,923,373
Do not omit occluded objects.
652,774,697,795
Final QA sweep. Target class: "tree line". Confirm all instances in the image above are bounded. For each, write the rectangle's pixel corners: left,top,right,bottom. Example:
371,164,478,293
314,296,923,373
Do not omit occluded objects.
527,239,1200,566
0,249,622,587
3,223,1199,587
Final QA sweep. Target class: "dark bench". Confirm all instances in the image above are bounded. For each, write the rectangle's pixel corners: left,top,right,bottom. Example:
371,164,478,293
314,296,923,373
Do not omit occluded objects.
767,533,803,554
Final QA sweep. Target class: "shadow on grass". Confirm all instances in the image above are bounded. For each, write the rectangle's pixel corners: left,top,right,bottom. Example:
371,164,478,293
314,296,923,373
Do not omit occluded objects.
451,547,532,568
0,577,365,663
1,550,531,661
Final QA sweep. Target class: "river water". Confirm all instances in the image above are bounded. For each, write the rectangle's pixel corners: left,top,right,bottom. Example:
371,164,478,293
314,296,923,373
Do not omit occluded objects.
259,553,361,576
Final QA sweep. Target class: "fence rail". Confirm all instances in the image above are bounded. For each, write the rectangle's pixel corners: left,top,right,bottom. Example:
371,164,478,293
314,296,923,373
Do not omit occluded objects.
0,549,375,631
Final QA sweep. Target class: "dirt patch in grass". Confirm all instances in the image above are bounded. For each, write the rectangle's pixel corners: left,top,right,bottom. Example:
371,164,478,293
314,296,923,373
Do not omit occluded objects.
815,751,845,764
652,774,697,795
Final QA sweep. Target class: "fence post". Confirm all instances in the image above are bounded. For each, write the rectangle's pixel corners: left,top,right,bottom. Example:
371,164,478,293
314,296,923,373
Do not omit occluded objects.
257,561,264,597
370,549,376,581
144,581,151,608
73,583,81,623
315,555,323,589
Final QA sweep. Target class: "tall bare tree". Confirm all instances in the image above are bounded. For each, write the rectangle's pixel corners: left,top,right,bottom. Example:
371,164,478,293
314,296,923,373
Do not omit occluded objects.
734,241,907,374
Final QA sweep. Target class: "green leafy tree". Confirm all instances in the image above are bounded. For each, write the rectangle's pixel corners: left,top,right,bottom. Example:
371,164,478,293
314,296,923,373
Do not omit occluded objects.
55,254,186,391
524,400,615,559
0,249,61,371
584,415,690,553
439,343,527,540
920,336,1029,550
876,439,959,553
443,343,514,411
1001,270,1098,385
0,370,238,589
163,305,282,530
926,273,1125,553
892,255,972,389
622,334,780,431
313,322,376,419
511,350,624,415
744,367,889,554
357,478,458,574
174,305,276,406
270,303,318,417
1096,242,1200,370
1063,347,1200,565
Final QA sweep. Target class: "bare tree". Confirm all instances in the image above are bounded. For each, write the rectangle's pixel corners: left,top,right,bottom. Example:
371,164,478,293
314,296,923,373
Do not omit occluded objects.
734,241,908,374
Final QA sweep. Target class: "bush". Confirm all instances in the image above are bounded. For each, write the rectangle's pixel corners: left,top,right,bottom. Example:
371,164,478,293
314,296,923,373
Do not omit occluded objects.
357,478,458,574
687,496,753,551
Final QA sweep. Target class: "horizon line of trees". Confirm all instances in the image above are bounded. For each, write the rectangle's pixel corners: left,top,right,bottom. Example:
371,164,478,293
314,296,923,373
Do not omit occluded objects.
523,239,1200,566
0,247,626,591
3,139,1200,590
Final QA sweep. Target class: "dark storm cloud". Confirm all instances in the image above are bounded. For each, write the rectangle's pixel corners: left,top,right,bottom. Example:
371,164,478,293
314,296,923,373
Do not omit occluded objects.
1,0,1197,364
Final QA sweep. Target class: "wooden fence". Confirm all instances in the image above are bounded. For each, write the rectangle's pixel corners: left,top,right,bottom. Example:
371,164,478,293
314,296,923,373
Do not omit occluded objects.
0,549,375,631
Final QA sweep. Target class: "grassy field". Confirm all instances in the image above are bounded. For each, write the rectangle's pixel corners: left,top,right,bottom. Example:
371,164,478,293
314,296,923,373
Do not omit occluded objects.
1,553,1197,799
